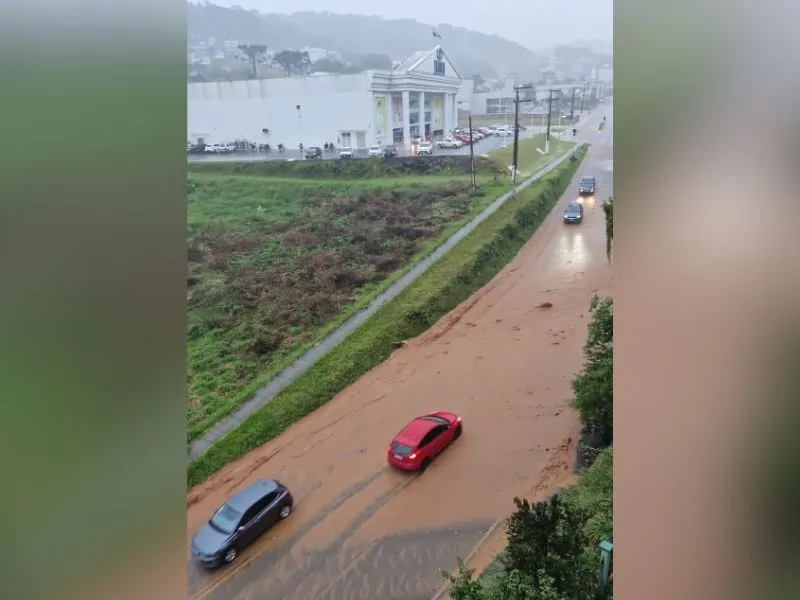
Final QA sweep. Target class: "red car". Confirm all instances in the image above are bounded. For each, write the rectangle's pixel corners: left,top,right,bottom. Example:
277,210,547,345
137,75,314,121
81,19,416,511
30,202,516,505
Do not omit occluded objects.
454,133,473,145
387,411,463,472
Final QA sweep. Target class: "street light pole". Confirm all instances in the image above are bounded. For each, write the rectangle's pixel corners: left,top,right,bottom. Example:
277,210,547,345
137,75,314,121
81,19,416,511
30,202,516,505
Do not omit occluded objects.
468,113,476,192
570,87,576,121
510,83,533,186
544,89,554,155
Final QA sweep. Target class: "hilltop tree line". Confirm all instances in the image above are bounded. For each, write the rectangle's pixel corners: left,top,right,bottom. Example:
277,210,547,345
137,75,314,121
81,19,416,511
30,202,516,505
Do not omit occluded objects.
199,43,394,81
444,294,614,600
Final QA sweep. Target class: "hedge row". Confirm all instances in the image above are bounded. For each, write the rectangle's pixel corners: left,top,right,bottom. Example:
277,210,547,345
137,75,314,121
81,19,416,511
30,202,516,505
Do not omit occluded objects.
188,155,504,179
188,145,588,487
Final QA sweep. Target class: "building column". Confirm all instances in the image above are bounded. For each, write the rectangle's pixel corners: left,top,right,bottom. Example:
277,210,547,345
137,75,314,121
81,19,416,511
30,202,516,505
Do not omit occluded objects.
418,91,425,140
443,93,451,136
402,91,411,148
448,93,456,132
453,93,458,129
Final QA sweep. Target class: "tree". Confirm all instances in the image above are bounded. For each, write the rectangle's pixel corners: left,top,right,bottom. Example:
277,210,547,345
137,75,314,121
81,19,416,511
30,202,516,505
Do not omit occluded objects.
355,53,393,71
503,494,595,599
571,296,614,447
603,197,613,261
442,558,484,600
312,58,359,74
237,43,269,79
272,50,311,77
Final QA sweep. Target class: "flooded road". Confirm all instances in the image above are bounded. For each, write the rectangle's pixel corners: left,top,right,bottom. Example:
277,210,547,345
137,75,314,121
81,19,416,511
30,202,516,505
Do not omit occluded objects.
187,106,613,600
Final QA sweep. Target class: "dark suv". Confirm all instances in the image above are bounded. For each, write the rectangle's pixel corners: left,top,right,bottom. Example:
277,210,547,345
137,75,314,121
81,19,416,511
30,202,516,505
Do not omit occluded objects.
563,202,584,224
191,479,293,569
304,146,322,159
382,144,398,157
578,176,596,195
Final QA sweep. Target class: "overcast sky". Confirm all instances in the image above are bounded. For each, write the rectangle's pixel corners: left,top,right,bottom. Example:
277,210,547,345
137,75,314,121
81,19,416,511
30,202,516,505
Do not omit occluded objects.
209,1,612,50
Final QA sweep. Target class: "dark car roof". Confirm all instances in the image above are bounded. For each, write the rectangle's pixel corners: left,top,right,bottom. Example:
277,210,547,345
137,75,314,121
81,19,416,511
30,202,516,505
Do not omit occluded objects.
226,479,280,512
566,203,582,211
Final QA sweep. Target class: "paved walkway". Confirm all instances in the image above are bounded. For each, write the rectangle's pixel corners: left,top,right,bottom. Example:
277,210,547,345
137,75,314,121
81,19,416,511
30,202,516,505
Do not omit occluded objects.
189,144,582,459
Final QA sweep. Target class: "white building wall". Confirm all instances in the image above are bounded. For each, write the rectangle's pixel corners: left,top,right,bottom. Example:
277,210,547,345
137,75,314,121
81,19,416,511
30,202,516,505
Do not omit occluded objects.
187,74,372,148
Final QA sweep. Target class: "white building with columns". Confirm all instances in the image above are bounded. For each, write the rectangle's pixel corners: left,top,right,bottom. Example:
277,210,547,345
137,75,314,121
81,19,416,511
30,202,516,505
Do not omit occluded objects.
187,45,462,151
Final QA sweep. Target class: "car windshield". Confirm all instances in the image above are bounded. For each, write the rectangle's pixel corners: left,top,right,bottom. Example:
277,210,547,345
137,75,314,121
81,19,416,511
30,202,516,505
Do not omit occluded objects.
369,146,381,151
209,504,242,535
421,415,449,425
390,441,413,456
566,205,581,214
580,178,595,184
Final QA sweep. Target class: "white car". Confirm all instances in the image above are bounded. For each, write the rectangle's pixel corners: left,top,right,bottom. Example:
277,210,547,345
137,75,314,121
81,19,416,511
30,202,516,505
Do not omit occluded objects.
367,145,383,157
339,147,355,158
417,141,434,155
204,143,222,153
437,138,463,149
220,143,236,153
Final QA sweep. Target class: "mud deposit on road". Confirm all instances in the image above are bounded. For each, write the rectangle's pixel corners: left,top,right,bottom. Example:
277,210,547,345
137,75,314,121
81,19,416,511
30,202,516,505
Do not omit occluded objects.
187,133,613,600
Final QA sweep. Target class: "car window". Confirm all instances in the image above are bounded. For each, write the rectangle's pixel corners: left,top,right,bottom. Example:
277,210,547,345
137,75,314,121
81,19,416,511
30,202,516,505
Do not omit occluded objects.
419,425,447,448
391,441,413,456
249,491,278,516
421,415,449,426
209,504,242,534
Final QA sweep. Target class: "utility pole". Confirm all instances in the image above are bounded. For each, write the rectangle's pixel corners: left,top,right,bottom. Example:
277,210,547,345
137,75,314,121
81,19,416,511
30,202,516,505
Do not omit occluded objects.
544,89,554,155
468,113,476,192
579,83,587,115
570,87,577,121
510,83,533,186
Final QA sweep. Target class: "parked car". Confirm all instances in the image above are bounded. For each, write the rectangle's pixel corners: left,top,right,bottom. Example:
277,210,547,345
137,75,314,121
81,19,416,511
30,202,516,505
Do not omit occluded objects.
304,146,322,159
204,143,222,153
191,479,293,569
417,141,434,156
437,138,463,149
382,144,398,157
339,146,355,159
188,143,206,154
368,144,383,157
454,133,472,144
220,143,236,153
387,411,463,472
563,202,584,224
578,176,596,195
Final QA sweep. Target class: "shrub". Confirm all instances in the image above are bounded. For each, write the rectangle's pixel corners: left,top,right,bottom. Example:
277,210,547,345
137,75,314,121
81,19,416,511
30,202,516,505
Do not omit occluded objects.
571,295,614,449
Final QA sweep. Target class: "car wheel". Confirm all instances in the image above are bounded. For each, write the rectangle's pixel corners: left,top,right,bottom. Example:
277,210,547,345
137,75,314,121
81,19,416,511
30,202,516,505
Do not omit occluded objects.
420,458,431,472
223,547,237,563
453,425,462,440
279,504,292,519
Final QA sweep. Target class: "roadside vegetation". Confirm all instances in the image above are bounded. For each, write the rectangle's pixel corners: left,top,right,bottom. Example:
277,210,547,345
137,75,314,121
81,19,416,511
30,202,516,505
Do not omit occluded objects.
188,154,503,180
443,293,614,600
489,134,575,177
603,197,613,261
187,171,507,442
187,145,588,486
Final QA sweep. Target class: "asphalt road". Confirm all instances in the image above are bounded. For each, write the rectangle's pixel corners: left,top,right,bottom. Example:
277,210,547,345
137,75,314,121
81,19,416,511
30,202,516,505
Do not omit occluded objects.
186,125,572,164
186,104,613,600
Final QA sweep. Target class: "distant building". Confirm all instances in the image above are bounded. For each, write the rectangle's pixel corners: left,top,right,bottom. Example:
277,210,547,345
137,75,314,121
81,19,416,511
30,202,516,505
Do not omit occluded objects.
188,45,462,150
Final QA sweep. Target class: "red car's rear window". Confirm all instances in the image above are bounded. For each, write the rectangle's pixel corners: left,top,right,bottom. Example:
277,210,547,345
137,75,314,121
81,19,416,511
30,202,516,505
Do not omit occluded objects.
390,441,413,455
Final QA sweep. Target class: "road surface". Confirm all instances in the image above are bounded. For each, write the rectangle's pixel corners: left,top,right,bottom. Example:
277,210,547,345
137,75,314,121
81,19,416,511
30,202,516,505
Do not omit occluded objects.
186,103,613,600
